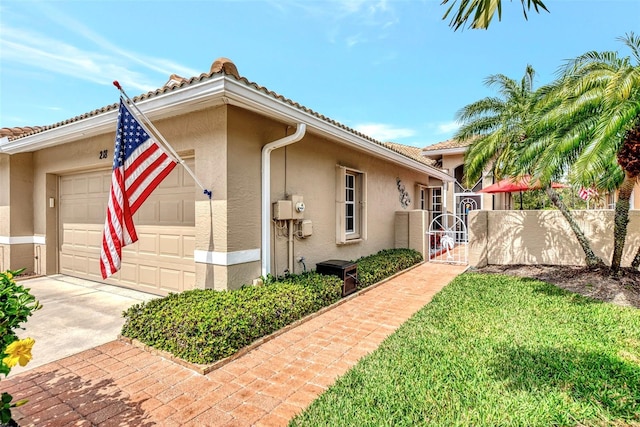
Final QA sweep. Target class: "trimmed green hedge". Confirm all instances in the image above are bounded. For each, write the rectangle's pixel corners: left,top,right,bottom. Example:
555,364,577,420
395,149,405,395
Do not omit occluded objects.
121,272,342,364
121,248,423,364
355,248,423,288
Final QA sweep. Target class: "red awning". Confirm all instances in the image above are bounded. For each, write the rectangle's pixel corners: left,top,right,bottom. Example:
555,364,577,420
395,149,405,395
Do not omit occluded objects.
478,175,567,194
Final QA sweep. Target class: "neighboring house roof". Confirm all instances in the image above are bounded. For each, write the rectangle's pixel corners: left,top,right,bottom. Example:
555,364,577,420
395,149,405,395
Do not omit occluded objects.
422,138,473,156
0,58,452,182
0,126,43,140
381,142,436,167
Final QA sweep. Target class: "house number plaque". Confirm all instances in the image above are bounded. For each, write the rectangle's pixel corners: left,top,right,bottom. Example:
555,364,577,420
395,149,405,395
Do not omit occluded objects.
99,149,109,159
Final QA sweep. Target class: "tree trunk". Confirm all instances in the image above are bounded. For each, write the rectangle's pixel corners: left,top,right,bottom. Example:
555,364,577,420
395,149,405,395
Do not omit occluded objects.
545,187,606,268
610,173,636,276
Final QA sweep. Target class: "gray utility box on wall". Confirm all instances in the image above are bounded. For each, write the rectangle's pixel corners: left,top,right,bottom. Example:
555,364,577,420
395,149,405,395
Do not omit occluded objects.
316,260,358,297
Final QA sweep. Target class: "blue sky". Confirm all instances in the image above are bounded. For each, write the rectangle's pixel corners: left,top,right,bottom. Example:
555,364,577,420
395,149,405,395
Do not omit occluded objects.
1,0,638,147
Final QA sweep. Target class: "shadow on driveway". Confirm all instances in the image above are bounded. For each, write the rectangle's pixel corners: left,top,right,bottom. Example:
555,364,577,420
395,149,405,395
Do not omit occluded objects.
12,275,158,375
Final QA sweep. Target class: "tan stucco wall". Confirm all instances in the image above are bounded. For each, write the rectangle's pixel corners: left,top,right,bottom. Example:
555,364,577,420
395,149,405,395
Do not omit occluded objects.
0,207,9,239
469,209,640,267
266,129,434,277
440,153,502,212
0,153,36,273
441,153,462,213
14,102,446,290
10,153,34,237
0,154,9,207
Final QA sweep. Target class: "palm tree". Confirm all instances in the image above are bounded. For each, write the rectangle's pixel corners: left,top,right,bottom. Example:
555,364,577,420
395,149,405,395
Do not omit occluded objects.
455,66,605,267
441,0,549,31
534,33,640,275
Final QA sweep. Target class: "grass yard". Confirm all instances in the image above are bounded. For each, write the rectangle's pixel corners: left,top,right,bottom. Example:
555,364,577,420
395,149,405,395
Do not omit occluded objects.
290,273,640,427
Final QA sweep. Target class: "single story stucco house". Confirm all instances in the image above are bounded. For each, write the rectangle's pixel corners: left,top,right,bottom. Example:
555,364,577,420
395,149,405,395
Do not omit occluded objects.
0,58,452,295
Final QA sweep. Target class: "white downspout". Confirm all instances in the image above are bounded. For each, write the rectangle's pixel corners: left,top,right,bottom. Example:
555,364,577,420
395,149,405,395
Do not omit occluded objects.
261,124,307,278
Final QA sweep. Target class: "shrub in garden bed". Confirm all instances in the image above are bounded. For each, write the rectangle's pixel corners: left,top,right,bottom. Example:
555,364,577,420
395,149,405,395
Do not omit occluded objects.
121,272,343,364
120,248,423,365
355,248,423,289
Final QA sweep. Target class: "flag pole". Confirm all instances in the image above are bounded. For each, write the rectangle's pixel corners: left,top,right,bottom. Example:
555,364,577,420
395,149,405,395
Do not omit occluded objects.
113,81,212,199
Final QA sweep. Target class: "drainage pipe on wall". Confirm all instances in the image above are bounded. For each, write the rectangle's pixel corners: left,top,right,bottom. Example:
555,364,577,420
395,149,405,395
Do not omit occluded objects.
261,124,307,278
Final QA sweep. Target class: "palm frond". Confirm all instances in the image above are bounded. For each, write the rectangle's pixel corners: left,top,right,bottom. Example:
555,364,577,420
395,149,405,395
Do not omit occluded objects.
441,0,548,31
618,32,640,64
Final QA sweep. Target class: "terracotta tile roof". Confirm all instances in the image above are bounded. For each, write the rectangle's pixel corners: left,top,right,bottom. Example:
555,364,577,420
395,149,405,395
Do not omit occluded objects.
382,142,435,166
0,126,43,140
3,58,438,170
422,138,472,152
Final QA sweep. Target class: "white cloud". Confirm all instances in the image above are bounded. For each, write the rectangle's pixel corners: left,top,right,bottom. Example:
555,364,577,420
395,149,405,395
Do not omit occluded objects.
353,123,416,141
0,32,157,93
35,3,200,78
273,0,397,48
346,34,366,47
436,121,460,135
0,4,200,96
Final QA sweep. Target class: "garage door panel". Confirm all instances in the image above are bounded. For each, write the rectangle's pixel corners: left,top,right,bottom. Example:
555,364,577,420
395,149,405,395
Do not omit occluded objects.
88,204,104,222
184,271,195,289
160,269,180,292
87,230,102,249
183,236,195,259
138,266,157,287
73,177,88,194
88,176,102,193
159,235,181,257
135,233,157,255
159,200,181,223
161,170,181,188
86,256,103,280
137,202,158,223
59,162,195,296
71,255,89,274
119,263,138,284
73,229,88,247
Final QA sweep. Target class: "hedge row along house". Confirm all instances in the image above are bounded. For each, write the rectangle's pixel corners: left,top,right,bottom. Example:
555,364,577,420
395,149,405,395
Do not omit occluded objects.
0,58,453,295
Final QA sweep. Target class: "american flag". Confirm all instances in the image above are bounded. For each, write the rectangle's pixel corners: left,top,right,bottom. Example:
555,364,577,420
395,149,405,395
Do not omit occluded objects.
100,100,177,279
578,187,597,201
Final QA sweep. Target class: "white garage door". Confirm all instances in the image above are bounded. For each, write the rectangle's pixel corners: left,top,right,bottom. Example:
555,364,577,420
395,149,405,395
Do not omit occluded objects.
59,159,196,295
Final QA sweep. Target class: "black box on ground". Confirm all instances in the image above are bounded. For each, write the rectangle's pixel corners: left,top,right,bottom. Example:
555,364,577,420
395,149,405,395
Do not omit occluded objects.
316,260,358,297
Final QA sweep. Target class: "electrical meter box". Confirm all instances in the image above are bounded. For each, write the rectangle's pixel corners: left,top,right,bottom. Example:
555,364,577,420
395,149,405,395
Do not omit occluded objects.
272,200,293,220
290,195,304,219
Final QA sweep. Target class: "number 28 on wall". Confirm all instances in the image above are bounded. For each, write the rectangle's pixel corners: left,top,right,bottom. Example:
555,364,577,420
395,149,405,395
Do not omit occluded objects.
99,149,109,159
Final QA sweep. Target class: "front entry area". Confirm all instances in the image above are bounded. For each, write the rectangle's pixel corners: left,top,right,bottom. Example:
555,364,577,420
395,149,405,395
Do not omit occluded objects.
428,213,468,265
58,160,196,296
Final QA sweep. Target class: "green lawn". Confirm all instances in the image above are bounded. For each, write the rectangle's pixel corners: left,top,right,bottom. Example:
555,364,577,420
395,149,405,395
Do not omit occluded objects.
290,273,640,427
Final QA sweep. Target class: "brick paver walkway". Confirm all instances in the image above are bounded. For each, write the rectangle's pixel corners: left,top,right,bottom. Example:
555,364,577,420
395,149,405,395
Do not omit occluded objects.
4,262,466,426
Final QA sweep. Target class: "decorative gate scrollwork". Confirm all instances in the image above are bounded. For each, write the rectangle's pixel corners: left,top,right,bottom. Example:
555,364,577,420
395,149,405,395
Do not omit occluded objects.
427,213,468,265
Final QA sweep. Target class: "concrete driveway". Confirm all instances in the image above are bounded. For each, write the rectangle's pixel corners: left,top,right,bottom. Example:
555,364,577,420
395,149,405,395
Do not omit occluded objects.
10,275,158,375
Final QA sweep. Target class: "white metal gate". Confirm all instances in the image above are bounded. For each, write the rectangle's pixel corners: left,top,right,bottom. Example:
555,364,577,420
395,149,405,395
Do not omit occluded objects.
454,195,480,240
427,213,468,265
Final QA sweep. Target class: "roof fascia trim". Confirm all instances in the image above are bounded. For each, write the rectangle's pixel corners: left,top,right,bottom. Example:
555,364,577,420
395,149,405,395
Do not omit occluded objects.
422,147,467,157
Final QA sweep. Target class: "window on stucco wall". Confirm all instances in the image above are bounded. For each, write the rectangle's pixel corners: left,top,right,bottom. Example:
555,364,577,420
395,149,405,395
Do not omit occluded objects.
416,184,428,210
336,165,367,244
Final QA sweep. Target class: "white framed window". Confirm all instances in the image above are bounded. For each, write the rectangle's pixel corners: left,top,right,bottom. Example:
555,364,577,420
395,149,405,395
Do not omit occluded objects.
336,166,367,244
416,185,428,210
430,187,442,213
